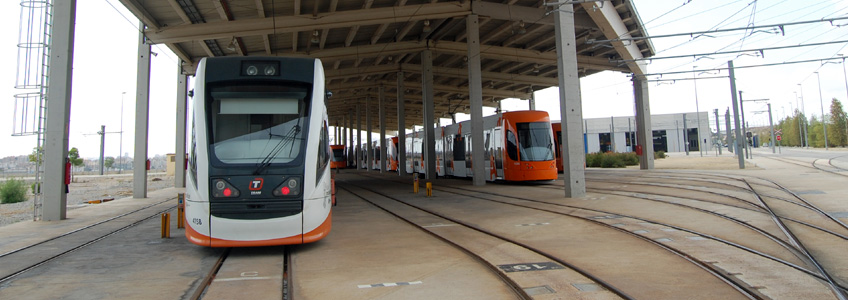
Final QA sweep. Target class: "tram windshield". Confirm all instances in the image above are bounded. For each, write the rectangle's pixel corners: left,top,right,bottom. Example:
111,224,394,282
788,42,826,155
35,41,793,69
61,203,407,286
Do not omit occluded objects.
516,122,554,161
208,84,310,165
331,148,346,161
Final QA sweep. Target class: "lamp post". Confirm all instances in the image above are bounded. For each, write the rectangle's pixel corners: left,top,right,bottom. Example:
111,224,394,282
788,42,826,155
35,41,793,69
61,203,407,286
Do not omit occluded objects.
119,92,126,173
815,72,828,150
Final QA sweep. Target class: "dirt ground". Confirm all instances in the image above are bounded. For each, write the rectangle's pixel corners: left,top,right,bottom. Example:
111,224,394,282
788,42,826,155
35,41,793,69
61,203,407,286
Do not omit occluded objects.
0,174,175,227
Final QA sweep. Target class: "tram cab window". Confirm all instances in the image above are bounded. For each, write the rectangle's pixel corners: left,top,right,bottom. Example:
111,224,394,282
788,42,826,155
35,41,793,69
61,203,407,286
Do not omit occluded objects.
516,122,554,162
208,85,309,165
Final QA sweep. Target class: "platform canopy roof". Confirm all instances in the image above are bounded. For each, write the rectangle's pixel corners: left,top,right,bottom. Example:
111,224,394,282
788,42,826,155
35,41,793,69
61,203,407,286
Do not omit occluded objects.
120,0,654,131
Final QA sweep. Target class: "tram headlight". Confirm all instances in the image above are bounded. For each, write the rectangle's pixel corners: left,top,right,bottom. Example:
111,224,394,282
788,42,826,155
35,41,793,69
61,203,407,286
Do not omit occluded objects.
273,176,302,197
211,179,240,198
242,61,280,76
246,65,258,76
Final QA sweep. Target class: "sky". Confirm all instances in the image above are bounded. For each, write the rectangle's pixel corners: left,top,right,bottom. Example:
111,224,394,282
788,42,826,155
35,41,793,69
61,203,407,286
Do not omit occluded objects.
1,0,847,159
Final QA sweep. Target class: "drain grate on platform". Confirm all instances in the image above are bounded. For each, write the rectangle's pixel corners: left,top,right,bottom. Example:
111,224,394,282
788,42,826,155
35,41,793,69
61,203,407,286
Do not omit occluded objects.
572,283,606,292
524,285,556,295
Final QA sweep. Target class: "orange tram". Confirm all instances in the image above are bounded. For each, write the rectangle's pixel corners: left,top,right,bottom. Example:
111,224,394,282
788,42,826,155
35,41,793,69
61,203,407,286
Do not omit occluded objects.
403,110,558,182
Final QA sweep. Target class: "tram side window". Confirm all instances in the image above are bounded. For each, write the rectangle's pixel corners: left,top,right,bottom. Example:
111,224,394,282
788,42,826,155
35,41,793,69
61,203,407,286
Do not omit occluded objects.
506,130,519,161
189,114,197,185
453,135,465,161
316,121,330,183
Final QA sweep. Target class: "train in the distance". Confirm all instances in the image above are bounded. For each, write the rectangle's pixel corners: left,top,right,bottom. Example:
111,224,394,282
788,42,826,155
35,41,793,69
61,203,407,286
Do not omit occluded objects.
185,56,333,247
401,111,557,181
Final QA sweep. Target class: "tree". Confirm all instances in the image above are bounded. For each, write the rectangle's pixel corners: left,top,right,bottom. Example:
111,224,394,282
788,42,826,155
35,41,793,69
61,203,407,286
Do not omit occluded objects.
104,157,115,169
68,147,84,167
830,98,847,147
28,146,43,164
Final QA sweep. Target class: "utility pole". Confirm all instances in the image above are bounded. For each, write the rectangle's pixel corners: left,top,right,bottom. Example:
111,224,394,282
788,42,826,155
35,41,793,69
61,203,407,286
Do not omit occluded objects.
84,125,120,175
714,109,722,155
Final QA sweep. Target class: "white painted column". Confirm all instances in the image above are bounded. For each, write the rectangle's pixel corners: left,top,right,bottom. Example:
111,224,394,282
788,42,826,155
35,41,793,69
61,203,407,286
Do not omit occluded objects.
175,64,188,188
421,50,437,180
553,4,586,198
397,71,407,177
379,85,387,173
42,0,77,221
134,23,151,199
634,77,655,169
467,14,485,186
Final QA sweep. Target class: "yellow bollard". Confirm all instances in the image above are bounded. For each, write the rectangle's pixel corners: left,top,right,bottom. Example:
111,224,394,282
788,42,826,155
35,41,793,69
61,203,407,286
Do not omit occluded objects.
161,213,171,238
413,174,419,194
426,182,432,197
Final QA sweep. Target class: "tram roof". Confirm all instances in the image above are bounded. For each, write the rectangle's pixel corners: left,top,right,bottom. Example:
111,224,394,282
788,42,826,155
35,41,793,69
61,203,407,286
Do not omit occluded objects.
121,0,654,130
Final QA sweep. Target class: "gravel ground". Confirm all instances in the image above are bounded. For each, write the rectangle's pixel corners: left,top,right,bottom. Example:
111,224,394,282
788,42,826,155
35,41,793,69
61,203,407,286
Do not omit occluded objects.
0,174,176,227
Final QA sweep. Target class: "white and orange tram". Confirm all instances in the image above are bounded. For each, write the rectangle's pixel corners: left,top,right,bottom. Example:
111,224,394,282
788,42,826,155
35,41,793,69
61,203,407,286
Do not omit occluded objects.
185,57,333,247
404,111,557,182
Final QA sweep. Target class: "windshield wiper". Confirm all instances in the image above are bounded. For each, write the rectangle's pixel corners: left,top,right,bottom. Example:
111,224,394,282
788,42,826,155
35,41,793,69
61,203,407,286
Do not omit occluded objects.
253,125,300,175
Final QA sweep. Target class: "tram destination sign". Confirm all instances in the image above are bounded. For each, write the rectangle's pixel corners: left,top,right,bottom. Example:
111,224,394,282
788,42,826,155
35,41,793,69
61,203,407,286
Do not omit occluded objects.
498,262,564,273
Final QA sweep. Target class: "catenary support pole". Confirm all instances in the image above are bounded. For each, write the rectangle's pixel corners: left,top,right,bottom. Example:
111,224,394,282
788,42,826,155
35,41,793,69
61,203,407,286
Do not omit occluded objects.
728,61,745,169
739,91,749,159
175,65,188,188
397,71,407,176
467,14,486,186
42,0,76,221
553,4,587,197
366,95,372,172
379,85,387,173
634,77,654,169
714,109,722,155
768,103,776,154
134,22,151,198
421,49,437,180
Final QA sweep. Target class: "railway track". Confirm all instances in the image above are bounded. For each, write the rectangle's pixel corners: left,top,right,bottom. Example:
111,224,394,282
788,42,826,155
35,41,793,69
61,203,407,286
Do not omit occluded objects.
0,197,177,285
347,174,768,299
760,155,848,177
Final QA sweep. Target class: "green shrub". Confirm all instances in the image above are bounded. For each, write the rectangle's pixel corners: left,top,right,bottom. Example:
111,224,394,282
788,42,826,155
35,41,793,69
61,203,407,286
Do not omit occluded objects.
585,152,631,168
621,152,640,166
1,178,29,204
654,151,666,159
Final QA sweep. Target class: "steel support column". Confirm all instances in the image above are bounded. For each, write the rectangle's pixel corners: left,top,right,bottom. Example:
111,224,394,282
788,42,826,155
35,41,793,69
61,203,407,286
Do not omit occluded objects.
421,49,437,180
379,85,387,173
553,5,585,197
397,71,407,177
634,77,654,169
467,14,485,186
175,64,188,188
134,22,151,199
42,0,77,221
